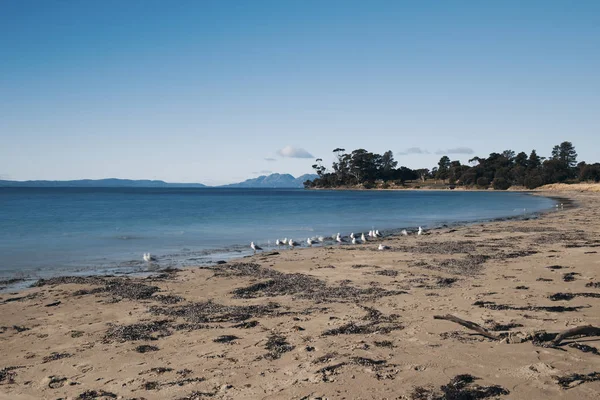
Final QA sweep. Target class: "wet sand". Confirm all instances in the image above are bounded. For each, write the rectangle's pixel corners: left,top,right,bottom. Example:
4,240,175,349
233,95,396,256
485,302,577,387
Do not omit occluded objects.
1,190,599,400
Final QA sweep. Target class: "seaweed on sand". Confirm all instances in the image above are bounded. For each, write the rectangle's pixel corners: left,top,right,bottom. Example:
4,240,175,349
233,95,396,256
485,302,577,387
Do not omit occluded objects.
150,300,281,324
213,335,239,343
42,352,72,363
548,292,600,301
396,241,478,255
473,300,587,313
411,255,489,275
0,366,23,384
554,372,600,389
264,333,294,360
225,263,405,302
135,345,159,353
104,320,172,342
410,374,509,399
75,390,118,399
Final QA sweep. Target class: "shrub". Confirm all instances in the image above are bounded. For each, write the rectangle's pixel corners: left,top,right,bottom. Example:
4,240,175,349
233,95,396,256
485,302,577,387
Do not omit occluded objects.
492,177,511,190
476,177,489,188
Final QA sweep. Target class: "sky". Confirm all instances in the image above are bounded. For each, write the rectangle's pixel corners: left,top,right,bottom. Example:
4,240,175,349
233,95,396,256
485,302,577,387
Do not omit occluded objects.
1,0,599,185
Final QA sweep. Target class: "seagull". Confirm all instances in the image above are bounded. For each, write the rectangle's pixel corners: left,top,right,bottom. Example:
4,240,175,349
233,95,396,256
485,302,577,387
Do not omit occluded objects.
251,241,262,253
336,233,344,243
401,229,408,236
378,244,390,250
418,227,423,236
361,233,367,242
368,230,373,238
350,232,355,239
276,239,281,246
352,237,357,245
289,239,298,248
375,230,382,237
143,253,157,262
282,238,288,245
307,238,314,247
318,236,325,242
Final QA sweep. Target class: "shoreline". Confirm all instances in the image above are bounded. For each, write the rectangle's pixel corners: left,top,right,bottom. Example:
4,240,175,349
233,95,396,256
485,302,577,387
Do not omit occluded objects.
1,189,599,399
0,191,561,294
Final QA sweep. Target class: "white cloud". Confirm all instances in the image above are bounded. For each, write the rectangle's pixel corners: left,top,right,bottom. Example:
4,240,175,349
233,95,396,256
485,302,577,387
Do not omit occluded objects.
397,147,429,155
277,145,314,159
435,147,475,155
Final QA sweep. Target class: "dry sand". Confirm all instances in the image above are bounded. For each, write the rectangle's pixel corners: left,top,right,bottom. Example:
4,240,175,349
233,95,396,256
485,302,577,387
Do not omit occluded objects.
1,190,599,400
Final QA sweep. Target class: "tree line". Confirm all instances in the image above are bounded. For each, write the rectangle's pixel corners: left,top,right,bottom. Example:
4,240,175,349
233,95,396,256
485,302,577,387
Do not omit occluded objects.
304,141,600,190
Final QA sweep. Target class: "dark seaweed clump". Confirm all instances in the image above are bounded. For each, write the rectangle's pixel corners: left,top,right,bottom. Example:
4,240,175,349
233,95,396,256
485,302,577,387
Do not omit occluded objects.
563,272,580,282
213,335,239,343
75,390,118,399
104,320,172,342
150,300,281,324
264,333,294,360
554,372,600,389
410,374,509,399
548,292,600,301
586,282,600,288
473,300,586,313
0,366,23,384
135,344,160,353
42,352,72,363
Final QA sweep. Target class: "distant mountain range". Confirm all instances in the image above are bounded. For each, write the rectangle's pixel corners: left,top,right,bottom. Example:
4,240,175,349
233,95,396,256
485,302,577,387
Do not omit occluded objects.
220,173,318,188
0,178,206,188
0,174,318,188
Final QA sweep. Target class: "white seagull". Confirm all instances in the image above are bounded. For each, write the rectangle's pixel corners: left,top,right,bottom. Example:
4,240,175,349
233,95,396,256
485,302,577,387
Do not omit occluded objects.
401,229,408,236
375,230,382,237
307,237,314,247
276,239,281,246
350,232,355,239
318,236,325,242
361,233,367,242
418,226,423,236
336,233,344,243
378,244,390,250
143,253,157,262
352,237,357,245
289,239,298,248
251,241,262,253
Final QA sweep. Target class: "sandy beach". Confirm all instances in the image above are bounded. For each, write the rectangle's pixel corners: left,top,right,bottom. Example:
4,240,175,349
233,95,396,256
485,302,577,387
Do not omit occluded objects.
1,189,599,400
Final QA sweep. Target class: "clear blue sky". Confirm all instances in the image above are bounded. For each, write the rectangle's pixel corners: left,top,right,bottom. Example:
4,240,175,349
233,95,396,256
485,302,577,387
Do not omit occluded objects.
1,0,598,185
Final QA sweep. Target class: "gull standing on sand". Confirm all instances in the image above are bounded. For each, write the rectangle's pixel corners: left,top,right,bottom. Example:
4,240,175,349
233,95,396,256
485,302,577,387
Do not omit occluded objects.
418,227,423,236
307,238,314,247
336,233,344,243
318,236,325,243
143,253,157,262
251,242,262,253
350,232,355,239
352,237,357,245
401,229,408,236
361,232,367,242
289,239,298,248
375,230,382,237
378,244,390,250
276,239,281,246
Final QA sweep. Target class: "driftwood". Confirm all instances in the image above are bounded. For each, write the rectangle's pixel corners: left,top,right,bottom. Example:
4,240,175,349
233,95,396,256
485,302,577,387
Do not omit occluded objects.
433,314,501,340
551,325,600,346
435,315,600,347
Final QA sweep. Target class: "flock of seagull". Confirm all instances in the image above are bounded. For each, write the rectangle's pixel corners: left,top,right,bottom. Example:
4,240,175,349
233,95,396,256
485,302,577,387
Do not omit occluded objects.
250,226,424,254
142,227,425,264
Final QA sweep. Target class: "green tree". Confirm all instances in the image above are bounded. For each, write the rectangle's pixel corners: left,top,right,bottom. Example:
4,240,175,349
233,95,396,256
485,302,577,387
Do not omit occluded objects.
527,150,542,170
435,156,451,182
551,141,577,168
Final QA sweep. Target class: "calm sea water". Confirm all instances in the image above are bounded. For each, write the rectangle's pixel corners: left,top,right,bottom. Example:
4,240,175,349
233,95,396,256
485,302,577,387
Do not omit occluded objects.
0,188,556,282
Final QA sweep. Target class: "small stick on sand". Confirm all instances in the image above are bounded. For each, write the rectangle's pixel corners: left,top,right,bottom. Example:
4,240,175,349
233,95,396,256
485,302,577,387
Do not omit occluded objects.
433,314,501,340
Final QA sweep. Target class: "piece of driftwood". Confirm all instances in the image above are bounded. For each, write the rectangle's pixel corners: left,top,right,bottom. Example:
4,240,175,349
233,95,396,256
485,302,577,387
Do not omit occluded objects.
433,314,501,340
435,315,600,347
552,325,600,346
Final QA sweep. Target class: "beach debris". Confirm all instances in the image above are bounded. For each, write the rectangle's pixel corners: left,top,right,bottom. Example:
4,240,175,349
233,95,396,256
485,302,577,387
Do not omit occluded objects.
548,292,600,301
316,362,347,382
177,369,193,377
483,320,523,331
515,286,529,290
586,281,600,288
322,321,403,336
411,255,488,276
410,374,509,399
48,375,67,389
536,278,553,282
378,244,390,250
0,366,23,385
563,272,580,282
135,344,160,353
75,389,118,399
213,335,239,343
472,300,587,313
0,292,38,304
45,301,61,307
264,333,294,360
546,265,566,270
434,315,501,340
374,269,399,277
151,300,281,324
374,340,394,348
232,320,259,329
554,372,600,389
42,352,72,363
104,320,172,342
176,390,219,400
12,325,30,333
568,343,600,355
142,376,206,391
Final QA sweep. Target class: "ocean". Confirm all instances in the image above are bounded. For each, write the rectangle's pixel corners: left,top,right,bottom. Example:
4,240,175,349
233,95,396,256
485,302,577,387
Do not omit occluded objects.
0,187,556,285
